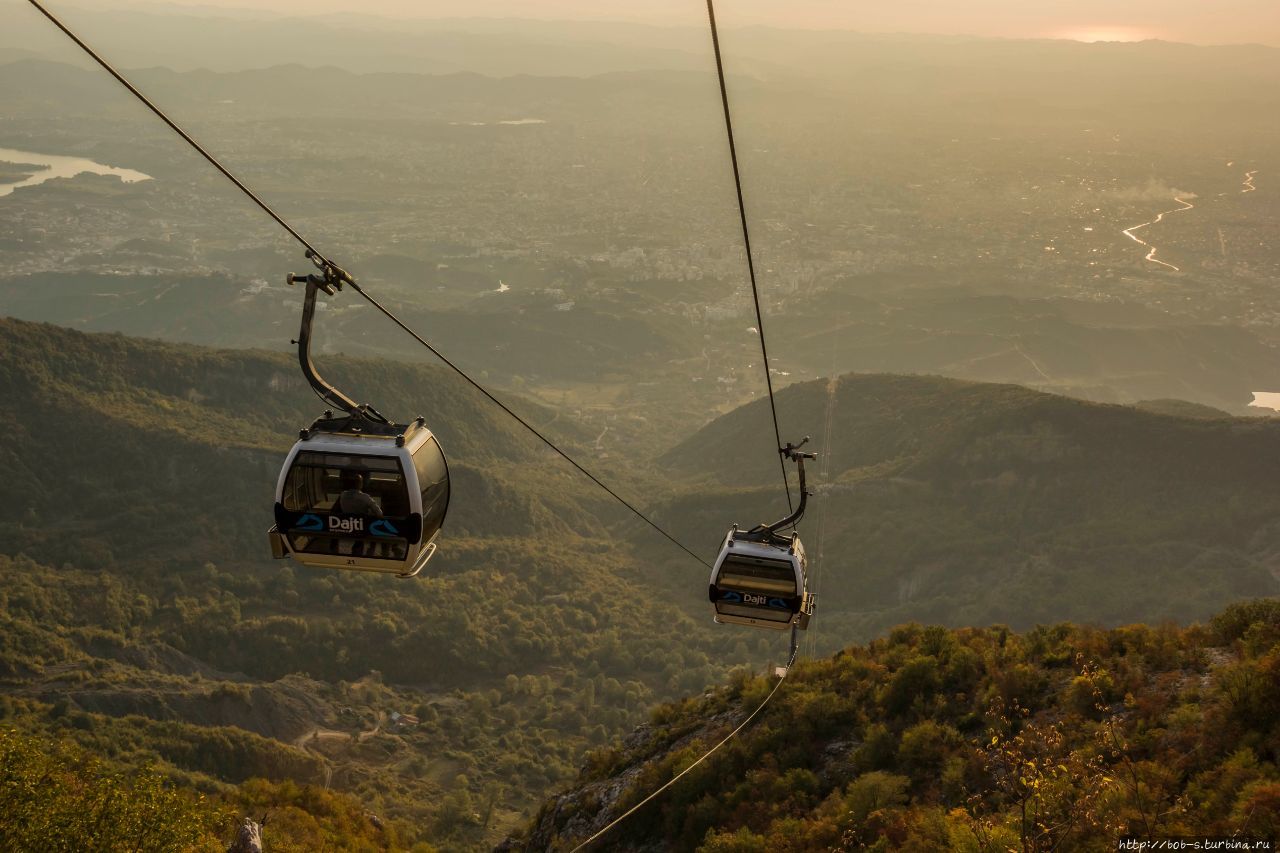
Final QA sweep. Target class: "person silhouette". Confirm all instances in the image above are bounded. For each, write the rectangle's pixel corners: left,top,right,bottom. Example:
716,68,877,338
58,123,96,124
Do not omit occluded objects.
337,470,382,517
335,470,382,557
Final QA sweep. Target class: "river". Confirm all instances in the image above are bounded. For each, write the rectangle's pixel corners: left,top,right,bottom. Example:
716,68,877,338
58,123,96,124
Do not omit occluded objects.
1121,196,1195,272
0,146,151,198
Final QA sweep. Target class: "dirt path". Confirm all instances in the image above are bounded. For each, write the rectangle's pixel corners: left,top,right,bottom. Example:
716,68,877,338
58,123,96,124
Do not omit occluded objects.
357,711,387,743
293,728,346,788
290,711,387,789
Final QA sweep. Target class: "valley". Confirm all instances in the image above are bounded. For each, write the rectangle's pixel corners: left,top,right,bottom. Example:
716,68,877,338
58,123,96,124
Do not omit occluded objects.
3,10,1280,849
2,319,1279,847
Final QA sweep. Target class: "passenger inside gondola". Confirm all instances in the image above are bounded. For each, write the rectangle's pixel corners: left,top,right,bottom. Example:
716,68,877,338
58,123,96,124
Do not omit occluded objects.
338,471,383,516
282,453,405,515
281,453,410,560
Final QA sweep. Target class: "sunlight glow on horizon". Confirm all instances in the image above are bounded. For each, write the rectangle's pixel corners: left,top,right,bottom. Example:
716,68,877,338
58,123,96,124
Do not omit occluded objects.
43,0,1280,47
1052,26,1160,43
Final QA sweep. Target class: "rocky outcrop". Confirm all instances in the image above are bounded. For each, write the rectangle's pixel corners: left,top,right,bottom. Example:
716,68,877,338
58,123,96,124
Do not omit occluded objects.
226,818,262,853
504,709,746,852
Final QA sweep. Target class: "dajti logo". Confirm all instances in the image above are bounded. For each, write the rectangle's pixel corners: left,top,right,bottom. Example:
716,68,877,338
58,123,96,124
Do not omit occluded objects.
370,519,399,538
329,516,365,533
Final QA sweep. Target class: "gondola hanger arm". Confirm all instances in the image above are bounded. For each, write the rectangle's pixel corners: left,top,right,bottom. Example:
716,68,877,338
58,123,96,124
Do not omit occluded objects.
286,256,388,424
753,437,817,537
780,436,816,461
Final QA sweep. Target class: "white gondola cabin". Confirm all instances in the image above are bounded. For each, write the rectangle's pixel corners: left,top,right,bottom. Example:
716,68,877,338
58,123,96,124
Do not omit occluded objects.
266,256,450,578
707,439,817,630
708,526,812,630
269,414,449,577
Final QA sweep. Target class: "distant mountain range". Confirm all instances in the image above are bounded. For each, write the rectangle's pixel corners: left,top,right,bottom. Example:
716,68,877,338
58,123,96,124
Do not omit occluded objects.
0,270,688,383
6,6,1279,81
6,314,1277,657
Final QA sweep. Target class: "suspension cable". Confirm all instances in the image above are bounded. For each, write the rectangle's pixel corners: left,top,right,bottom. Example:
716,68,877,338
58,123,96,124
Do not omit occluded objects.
569,628,799,852
24,0,325,262
26,0,711,571
346,280,711,568
705,0,793,513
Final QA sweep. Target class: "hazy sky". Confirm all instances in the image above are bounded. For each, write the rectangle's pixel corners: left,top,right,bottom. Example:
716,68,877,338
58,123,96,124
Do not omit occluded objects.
83,0,1280,46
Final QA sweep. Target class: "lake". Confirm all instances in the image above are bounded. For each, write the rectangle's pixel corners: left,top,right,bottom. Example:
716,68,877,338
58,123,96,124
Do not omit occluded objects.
1248,392,1280,411
0,147,152,198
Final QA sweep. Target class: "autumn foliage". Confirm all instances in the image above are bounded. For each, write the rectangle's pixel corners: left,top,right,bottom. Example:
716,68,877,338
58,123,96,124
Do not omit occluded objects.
540,601,1280,851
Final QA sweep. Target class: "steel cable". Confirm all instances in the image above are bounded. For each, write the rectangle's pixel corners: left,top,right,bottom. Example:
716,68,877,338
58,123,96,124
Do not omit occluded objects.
568,628,798,852
345,279,712,568
26,0,711,571
705,0,794,512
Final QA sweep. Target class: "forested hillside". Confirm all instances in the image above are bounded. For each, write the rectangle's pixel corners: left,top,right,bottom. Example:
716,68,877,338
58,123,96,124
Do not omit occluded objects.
0,726,397,851
0,314,613,566
659,373,1280,643
0,318,749,849
4,318,1280,848
516,600,1280,851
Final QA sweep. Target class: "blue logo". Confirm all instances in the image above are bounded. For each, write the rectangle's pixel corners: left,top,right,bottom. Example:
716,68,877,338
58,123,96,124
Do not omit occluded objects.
296,514,324,531
370,519,400,538
721,591,742,603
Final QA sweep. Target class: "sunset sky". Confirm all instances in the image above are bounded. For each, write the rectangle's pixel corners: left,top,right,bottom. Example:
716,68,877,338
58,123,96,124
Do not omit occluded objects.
71,0,1280,46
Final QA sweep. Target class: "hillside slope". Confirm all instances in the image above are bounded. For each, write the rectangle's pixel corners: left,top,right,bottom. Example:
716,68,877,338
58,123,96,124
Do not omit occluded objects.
0,318,740,848
0,315,624,564
658,372,1280,641
6,319,1280,847
514,600,1280,851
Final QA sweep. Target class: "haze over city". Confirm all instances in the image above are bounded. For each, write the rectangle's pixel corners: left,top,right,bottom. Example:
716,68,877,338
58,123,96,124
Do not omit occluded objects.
38,0,1280,46
3,0,1280,849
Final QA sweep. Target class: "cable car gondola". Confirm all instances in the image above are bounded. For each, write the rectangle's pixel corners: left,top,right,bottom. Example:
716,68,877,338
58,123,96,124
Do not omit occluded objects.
709,440,816,630
267,254,449,578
